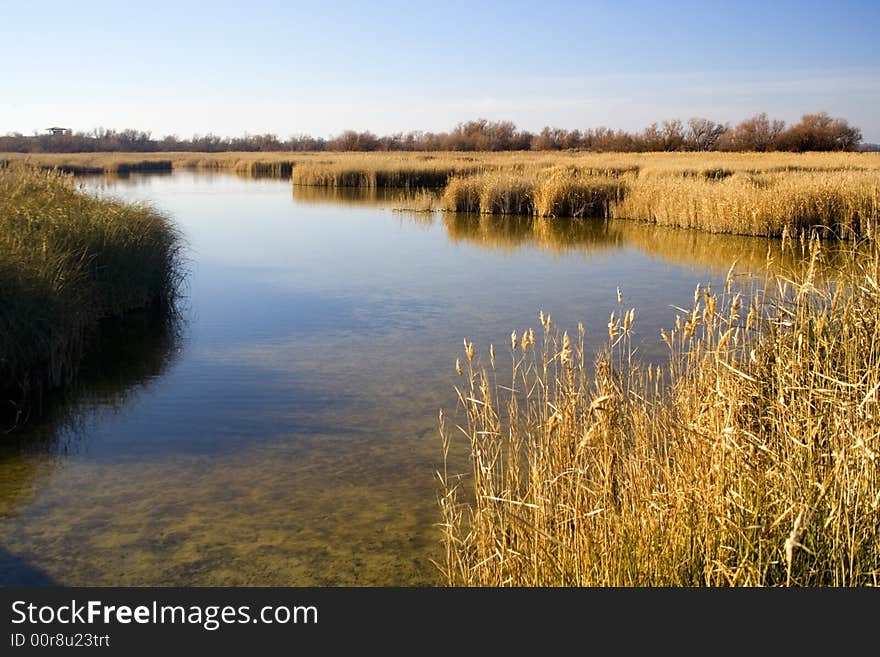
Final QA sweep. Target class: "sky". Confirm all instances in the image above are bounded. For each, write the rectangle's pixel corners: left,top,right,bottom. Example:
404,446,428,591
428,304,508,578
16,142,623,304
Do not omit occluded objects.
1,0,879,141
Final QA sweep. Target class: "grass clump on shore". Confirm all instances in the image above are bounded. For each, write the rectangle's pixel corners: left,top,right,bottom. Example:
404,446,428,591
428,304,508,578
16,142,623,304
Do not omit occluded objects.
531,168,627,218
439,235,880,586
0,155,174,176
0,165,183,404
440,170,538,215
441,167,627,218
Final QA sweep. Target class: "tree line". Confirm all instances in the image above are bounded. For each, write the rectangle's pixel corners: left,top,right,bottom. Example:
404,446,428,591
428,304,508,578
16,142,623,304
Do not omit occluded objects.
0,112,864,153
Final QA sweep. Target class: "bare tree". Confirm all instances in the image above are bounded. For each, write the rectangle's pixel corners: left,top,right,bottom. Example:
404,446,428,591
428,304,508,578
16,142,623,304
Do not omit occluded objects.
716,113,786,151
0,113,863,153
777,113,862,151
686,117,726,151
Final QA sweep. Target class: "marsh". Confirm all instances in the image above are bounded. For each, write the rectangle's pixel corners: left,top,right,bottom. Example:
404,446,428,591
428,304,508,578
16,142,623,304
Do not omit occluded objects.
0,171,856,585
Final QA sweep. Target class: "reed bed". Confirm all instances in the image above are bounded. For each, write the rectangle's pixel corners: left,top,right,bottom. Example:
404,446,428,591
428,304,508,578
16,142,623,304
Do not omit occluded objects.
438,235,880,586
7,151,879,237
232,159,295,178
440,175,484,213
439,212,848,276
0,165,183,404
0,152,327,177
7,150,879,176
476,171,537,215
3,157,172,176
441,164,878,237
532,168,627,218
612,170,880,239
291,156,485,188
441,168,627,218
391,189,440,213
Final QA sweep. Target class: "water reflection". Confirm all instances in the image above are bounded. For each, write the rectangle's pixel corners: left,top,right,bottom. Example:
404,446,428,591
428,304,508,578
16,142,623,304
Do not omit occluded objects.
443,212,621,255
79,170,173,191
291,184,837,276
441,212,828,275
291,184,436,208
0,312,181,511
2,172,828,586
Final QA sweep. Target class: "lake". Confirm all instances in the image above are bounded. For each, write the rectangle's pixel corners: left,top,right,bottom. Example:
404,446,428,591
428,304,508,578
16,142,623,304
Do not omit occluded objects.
0,171,782,585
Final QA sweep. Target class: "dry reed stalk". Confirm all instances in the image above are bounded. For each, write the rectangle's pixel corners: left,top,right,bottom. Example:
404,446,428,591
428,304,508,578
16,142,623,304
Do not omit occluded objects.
438,235,880,586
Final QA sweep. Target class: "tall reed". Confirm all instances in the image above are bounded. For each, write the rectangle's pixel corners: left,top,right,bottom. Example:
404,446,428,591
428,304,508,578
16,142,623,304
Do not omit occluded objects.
613,170,880,238
531,168,627,218
439,235,880,585
292,157,481,188
0,165,184,403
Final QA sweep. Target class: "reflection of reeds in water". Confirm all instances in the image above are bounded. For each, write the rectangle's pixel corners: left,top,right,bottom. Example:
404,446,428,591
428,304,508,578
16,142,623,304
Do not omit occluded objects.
442,213,617,256
293,175,857,275
439,237,880,586
439,211,845,277
612,221,850,278
291,184,443,211
1,308,182,515
292,184,409,207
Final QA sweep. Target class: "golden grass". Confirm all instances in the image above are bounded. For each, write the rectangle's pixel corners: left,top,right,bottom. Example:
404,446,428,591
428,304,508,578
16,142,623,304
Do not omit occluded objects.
438,235,880,586
390,189,440,213
7,151,880,237
7,149,879,175
0,164,183,404
475,171,537,215
0,154,173,175
291,154,485,188
0,152,316,177
440,160,878,237
532,170,625,219
613,170,880,239
441,168,626,217
440,175,483,213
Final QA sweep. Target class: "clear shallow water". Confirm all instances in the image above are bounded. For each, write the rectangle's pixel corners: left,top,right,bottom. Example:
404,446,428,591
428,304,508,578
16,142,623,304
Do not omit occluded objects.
0,172,787,585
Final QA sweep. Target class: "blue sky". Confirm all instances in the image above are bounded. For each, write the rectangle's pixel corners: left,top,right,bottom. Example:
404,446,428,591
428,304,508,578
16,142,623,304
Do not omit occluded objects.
2,0,878,140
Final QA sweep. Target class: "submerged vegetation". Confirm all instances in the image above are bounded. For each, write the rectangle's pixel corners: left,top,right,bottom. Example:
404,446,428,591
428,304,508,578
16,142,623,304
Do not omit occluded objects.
439,235,880,586
0,164,183,410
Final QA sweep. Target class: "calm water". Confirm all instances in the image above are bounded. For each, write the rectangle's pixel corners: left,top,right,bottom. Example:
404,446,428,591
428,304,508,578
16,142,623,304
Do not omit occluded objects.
1,172,784,585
